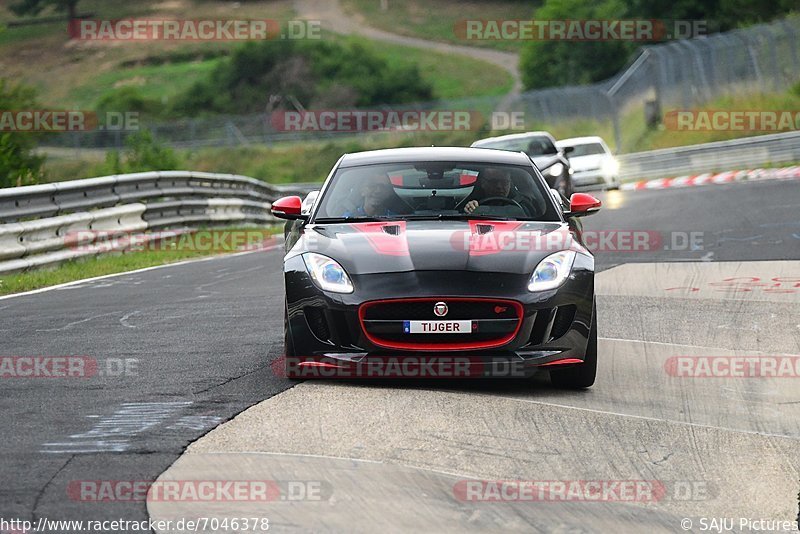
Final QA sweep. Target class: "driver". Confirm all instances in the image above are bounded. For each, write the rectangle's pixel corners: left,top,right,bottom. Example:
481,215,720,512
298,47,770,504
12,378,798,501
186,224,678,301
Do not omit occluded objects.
463,167,528,214
342,172,405,217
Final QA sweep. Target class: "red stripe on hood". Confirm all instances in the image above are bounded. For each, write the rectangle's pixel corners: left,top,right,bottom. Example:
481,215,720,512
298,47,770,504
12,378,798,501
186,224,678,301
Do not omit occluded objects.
351,221,409,256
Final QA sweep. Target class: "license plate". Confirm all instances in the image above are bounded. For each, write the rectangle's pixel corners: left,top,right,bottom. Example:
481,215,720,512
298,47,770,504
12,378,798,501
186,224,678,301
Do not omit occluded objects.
403,320,475,334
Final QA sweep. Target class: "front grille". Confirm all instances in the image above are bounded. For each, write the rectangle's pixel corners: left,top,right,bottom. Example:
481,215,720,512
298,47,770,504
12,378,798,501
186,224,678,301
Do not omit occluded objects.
360,298,522,351
363,300,519,321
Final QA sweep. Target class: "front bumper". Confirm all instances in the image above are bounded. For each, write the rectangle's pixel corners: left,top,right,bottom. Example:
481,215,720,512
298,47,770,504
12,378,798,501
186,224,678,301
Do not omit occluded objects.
572,169,616,189
284,254,594,378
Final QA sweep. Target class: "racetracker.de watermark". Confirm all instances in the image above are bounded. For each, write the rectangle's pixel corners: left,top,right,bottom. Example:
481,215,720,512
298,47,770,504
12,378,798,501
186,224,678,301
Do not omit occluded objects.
665,110,800,131
278,356,541,379
0,111,138,132
448,229,705,254
452,479,714,502
664,356,800,378
0,357,137,378
67,479,328,502
65,229,280,254
69,19,321,41
269,110,483,132
454,19,707,41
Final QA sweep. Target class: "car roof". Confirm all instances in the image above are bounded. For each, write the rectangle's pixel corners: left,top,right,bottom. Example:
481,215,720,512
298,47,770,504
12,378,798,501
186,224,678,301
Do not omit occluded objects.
338,146,534,168
471,131,556,146
555,136,606,146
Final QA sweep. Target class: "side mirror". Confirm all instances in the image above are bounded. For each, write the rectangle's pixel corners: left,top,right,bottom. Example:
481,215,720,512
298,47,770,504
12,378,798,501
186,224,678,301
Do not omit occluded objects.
565,193,601,217
271,196,307,220
562,146,575,157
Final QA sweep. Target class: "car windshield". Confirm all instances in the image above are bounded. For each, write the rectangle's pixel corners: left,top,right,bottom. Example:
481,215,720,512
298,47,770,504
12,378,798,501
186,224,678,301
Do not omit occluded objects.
564,142,607,157
313,161,560,222
475,136,558,156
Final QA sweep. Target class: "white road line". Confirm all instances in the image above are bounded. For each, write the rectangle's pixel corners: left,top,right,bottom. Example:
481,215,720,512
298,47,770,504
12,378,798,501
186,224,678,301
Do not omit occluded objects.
476,393,800,441
597,336,774,352
120,311,141,329
35,311,122,332
180,450,482,482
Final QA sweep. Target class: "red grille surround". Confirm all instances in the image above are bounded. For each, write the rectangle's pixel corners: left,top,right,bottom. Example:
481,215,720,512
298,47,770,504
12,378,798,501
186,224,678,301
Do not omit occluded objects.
358,297,524,351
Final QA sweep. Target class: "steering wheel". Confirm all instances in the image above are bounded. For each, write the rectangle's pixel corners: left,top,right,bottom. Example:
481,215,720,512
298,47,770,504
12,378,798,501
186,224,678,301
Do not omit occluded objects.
477,196,524,210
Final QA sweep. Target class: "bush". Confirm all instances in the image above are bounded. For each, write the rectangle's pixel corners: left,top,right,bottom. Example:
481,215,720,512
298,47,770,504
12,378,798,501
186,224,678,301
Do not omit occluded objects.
102,130,180,174
0,79,44,188
173,36,434,116
790,79,800,98
95,86,165,119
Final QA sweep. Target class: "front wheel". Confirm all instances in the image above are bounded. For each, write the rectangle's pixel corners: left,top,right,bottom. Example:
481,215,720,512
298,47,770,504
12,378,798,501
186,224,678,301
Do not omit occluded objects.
550,302,597,389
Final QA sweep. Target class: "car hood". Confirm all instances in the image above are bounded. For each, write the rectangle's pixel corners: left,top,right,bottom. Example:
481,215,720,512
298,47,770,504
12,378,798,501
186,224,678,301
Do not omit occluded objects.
294,220,576,275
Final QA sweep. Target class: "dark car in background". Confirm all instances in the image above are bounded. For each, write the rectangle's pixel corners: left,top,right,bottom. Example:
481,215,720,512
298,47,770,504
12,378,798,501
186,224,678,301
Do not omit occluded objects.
471,131,575,197
271,147,602,388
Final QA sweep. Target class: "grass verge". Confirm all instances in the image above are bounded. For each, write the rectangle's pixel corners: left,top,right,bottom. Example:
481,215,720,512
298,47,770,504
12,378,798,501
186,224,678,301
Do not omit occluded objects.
0,225,282,296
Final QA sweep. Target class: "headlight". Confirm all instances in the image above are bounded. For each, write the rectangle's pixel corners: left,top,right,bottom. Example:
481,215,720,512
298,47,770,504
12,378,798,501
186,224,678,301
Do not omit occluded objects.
528,250,576,292
602,158,619,176
548,162,564,177
303,253,354,293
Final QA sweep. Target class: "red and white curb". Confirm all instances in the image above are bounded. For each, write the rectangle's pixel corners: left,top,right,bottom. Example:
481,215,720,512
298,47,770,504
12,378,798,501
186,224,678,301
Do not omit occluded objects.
620,166,800,191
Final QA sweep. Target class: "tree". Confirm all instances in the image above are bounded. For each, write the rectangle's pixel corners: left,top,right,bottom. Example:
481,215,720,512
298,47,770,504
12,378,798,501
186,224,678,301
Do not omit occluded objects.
0,80,44,188
520,0,634,90
10,0,79,21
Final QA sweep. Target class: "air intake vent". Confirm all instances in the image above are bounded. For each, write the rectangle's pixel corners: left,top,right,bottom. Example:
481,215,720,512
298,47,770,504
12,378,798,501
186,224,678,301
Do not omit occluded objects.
383,225,401,235
304,307,330,342
477,224,493,235
550,305,576,340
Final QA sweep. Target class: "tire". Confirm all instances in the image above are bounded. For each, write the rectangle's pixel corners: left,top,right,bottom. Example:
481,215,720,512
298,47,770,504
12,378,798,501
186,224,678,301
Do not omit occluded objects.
550,302,597,389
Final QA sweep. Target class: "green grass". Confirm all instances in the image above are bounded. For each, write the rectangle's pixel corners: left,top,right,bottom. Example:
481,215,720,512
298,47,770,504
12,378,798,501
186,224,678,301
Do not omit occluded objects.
42,87,799,184
356,36,513,98
0,21,63,46
486,88,800,154
628,91,800,152
340,0,535,52
0,0,296,107
65,57,224,110
0,0,155,45
0,225,281,295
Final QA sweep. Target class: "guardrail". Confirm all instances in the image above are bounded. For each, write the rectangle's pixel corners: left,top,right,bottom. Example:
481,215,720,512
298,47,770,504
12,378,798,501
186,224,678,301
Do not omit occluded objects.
0,171,318,274
617,131,800,181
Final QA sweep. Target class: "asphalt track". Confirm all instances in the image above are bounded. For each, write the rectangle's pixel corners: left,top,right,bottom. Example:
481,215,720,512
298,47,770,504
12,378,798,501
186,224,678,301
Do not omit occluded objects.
1,178,799,533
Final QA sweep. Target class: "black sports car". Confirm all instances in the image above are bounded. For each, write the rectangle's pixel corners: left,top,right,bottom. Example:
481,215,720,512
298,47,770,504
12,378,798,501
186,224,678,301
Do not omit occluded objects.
271,147,601,388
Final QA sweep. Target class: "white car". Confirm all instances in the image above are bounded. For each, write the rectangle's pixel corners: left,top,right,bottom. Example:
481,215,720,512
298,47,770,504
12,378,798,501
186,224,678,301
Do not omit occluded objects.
556,136,620,190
